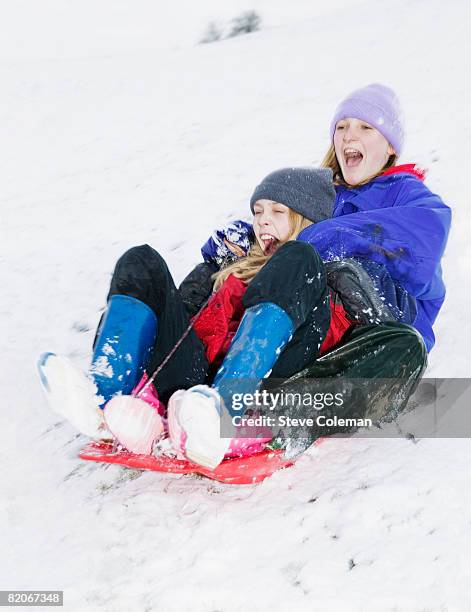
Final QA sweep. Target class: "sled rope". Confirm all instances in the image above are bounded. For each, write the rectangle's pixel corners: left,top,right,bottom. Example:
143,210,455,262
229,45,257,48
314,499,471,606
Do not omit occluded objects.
135,297,211,398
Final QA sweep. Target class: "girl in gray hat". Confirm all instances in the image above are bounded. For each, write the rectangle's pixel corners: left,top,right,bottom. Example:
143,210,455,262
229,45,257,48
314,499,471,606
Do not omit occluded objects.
39,168,356,463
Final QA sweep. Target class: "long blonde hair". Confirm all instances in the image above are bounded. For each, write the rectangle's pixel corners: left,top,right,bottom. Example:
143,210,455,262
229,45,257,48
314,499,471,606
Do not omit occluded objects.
321,144,397,187
213,209,312,290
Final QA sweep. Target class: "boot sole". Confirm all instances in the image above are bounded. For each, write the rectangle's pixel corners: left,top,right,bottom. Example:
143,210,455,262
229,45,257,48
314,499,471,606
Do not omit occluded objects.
175,389,230,470
37,352,105,438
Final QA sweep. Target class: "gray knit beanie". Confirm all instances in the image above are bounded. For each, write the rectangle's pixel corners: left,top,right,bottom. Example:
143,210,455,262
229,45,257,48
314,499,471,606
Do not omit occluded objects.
250,167,335,223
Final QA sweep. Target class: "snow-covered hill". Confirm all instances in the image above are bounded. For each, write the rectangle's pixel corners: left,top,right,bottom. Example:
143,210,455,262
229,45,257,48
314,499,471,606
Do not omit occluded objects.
1,1,470,610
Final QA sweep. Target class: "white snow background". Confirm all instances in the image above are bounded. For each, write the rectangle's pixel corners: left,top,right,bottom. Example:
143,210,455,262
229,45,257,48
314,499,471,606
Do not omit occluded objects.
1,0,470,610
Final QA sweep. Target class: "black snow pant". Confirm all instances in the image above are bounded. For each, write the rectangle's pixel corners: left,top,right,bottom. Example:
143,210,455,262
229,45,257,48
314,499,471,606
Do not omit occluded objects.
104,243,427,434
104,242,331,404
264,322,428,456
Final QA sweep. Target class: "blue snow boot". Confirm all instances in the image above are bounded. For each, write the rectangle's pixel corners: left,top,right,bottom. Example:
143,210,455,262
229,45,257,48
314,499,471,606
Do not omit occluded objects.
166,302,294,469
91,294,158,406
213,302,294,417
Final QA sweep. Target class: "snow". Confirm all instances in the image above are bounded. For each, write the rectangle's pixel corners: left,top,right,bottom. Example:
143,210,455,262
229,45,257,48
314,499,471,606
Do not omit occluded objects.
1,0,470,610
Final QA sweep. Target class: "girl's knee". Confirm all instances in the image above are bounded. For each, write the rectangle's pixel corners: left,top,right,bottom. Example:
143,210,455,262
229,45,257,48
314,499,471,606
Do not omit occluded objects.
277,241,322,267
400,325,428,359
109,245,175,315
117,244,167,273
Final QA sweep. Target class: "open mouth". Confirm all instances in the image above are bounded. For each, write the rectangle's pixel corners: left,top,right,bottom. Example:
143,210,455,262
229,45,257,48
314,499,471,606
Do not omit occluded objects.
344,147,364,168
260,234,279,255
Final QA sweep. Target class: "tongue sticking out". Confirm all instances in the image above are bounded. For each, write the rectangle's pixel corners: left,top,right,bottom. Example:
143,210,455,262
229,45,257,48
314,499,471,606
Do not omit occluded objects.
345,151,363,168
262,237,279,255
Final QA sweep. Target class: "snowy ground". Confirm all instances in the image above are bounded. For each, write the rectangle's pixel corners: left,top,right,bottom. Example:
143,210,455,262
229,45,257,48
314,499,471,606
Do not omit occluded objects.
1,1,470,610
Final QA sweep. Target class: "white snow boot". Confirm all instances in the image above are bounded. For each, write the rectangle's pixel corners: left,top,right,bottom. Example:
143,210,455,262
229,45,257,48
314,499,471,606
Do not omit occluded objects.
37,352,109,438
167,385,232,470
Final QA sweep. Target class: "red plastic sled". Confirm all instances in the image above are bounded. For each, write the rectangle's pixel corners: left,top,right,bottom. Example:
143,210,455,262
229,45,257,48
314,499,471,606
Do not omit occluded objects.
79,440,300,485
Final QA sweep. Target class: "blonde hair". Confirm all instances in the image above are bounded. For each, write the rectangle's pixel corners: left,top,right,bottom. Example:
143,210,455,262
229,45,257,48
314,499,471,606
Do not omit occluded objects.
321,144,397,187
213,209,312,290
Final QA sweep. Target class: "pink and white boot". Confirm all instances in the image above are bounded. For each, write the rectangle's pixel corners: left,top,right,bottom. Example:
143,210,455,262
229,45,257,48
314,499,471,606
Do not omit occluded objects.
167,385,272,469
101,372,167,455
167,385,232,470
104,395,165,455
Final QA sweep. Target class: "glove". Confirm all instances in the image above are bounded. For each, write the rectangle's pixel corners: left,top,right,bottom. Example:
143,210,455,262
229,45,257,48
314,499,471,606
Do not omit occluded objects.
325,258,418,325
325,258,396,325
201,220,254,268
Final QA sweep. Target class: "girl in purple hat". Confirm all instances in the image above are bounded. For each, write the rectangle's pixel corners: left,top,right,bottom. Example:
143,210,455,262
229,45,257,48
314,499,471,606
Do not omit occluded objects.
325,83,403,186
301,83,451,353
210,83,451,354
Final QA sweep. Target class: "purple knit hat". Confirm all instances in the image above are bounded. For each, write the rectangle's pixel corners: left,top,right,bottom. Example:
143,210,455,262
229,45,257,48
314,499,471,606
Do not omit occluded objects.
329,83,405,155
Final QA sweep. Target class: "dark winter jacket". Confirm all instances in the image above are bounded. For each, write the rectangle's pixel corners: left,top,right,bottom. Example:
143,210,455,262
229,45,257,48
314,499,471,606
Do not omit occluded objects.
179,261,218,318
